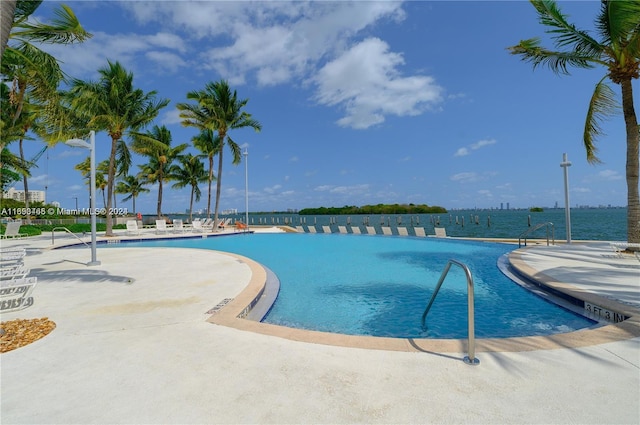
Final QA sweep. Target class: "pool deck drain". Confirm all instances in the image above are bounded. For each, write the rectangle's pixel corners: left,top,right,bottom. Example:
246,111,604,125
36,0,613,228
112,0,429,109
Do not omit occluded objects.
1,230,638,424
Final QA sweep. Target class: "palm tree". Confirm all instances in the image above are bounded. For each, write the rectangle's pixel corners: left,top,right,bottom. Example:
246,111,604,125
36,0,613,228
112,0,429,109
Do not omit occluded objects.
0,0,16,59
115,174,149,216
191,129,221,219
170,153,207,222
509,0,640,245
133,125,188,218
1,1,91,141
66,61,169,235
177,80,261,228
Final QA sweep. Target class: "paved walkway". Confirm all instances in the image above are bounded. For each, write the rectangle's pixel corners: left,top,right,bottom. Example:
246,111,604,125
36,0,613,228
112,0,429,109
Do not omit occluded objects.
1,231,638,424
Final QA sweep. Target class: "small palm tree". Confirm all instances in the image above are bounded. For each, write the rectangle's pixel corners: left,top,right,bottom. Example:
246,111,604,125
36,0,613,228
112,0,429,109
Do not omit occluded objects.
170,153,208,222
115,174,149,215
133,125,188,218
509,0,640,245
191,129,221,219
66,61,169,235
177,80,261,228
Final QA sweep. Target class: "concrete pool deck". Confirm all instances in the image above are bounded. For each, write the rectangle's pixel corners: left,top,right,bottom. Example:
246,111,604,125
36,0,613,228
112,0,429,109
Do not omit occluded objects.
1,229,639,424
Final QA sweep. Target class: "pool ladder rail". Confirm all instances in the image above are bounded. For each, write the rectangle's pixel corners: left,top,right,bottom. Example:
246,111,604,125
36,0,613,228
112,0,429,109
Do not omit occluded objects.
421,259,479,366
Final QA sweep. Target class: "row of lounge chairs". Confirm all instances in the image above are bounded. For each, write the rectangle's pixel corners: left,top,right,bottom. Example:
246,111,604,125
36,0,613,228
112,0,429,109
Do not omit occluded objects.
125,218,234,236
296,225,448,237
1,248,37,313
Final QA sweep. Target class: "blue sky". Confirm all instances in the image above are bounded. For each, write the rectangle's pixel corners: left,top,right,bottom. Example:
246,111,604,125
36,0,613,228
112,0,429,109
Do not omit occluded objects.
10,1,636,214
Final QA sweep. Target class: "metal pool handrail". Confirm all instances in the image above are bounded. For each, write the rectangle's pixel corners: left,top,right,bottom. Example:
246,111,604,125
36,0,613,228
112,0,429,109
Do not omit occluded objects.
421,259,479,366
518,222,555,247
51,227,90,247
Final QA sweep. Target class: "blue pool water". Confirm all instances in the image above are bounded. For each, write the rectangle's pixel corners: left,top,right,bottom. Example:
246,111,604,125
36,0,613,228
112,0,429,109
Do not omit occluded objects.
118,233,595,339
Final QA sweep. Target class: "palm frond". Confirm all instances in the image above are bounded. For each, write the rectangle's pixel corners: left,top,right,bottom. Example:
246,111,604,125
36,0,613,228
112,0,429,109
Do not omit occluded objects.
10,4,91,44
508,37,598,74
583,77,619,164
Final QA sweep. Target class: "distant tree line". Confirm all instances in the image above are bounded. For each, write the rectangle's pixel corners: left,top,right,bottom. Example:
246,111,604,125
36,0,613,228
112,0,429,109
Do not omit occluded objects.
299,204,447,215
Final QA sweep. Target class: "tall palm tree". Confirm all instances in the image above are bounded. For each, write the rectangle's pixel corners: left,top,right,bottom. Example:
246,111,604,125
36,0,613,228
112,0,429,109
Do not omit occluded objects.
170,153,207,222
1,1,91,140
0,0,17,59
177,80,261,228
66,61,169,235
509,0,640,245
191,128,221,219
133,125,188,218
115,174,149,216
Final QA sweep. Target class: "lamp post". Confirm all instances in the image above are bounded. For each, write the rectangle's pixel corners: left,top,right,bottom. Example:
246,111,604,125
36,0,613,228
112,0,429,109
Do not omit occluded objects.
66,131,100,266
560,153,572,244
73,196,78,211
243,148,249,231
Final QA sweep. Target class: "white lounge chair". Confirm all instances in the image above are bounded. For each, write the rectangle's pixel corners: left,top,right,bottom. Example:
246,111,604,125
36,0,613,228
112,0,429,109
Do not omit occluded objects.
338,226,348,234
434,227,447,238
365,226,376,235
308,226,317,233
0,276,37,313
173,219,186,233
296,226,305,233
191,220,204,233
414,227,427,237
351,226,362,235
1,222,26,239
322,226,331,233
126,220,141,236
397,227,409,236
155,219,169,234
381,227,392,236
0,264,30,280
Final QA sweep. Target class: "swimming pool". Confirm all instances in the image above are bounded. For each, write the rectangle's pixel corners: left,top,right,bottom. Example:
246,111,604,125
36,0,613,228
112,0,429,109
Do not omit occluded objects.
118,233,596,339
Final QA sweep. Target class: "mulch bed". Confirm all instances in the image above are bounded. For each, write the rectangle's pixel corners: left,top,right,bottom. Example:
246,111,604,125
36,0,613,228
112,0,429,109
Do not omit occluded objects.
0,318,56,353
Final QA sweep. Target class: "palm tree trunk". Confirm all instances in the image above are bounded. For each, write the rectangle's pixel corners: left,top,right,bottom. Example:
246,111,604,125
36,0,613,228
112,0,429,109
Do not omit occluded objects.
0,0,16,62
19,138,31,225
105,137,117,236
213,140,224,230
189,186,195,222
207,155,213,219
621,78,639,245
157,178,163,218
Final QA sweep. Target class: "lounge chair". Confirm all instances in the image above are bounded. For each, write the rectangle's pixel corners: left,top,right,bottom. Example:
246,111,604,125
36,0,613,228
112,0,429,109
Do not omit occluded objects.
0,276,37,313
296,226,305,233
338,226,348,234
322,226,331,233
365,226,376,235
173,219,186,233
0,248,26,263
434,227,447,238
414,227,427,237
397,227,409,236
155,219,169,235
0,264,30,280
351,226,362,235
1,222,26,239
192,220,205,233
308,226,317,233
381,227,392,236
126,220,141,236
235,221,248,230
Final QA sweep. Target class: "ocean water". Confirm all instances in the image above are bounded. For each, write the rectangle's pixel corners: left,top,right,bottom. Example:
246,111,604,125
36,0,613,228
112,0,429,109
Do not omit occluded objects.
189,207,628,241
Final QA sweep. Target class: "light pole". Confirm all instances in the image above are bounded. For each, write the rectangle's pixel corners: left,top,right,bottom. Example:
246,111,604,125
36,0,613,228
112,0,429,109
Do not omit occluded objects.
66,131,100,266
73,196,78,211
560,153,572,244
243,148,249,231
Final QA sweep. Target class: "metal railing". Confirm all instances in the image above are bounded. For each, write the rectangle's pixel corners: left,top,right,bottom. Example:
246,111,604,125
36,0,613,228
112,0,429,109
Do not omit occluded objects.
51,227,90,247
518,222,555,247
421,259,479,365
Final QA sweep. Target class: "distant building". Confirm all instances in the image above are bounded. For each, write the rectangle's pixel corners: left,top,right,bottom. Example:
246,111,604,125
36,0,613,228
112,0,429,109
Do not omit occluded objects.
3,187,46,203
221,208,238,215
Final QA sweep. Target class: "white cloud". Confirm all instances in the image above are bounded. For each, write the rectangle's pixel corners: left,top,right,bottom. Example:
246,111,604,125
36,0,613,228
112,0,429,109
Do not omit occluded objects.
450,172,478,183
315,37,443,129
597,170,623,181
454,148,469,157
454,138,496,157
